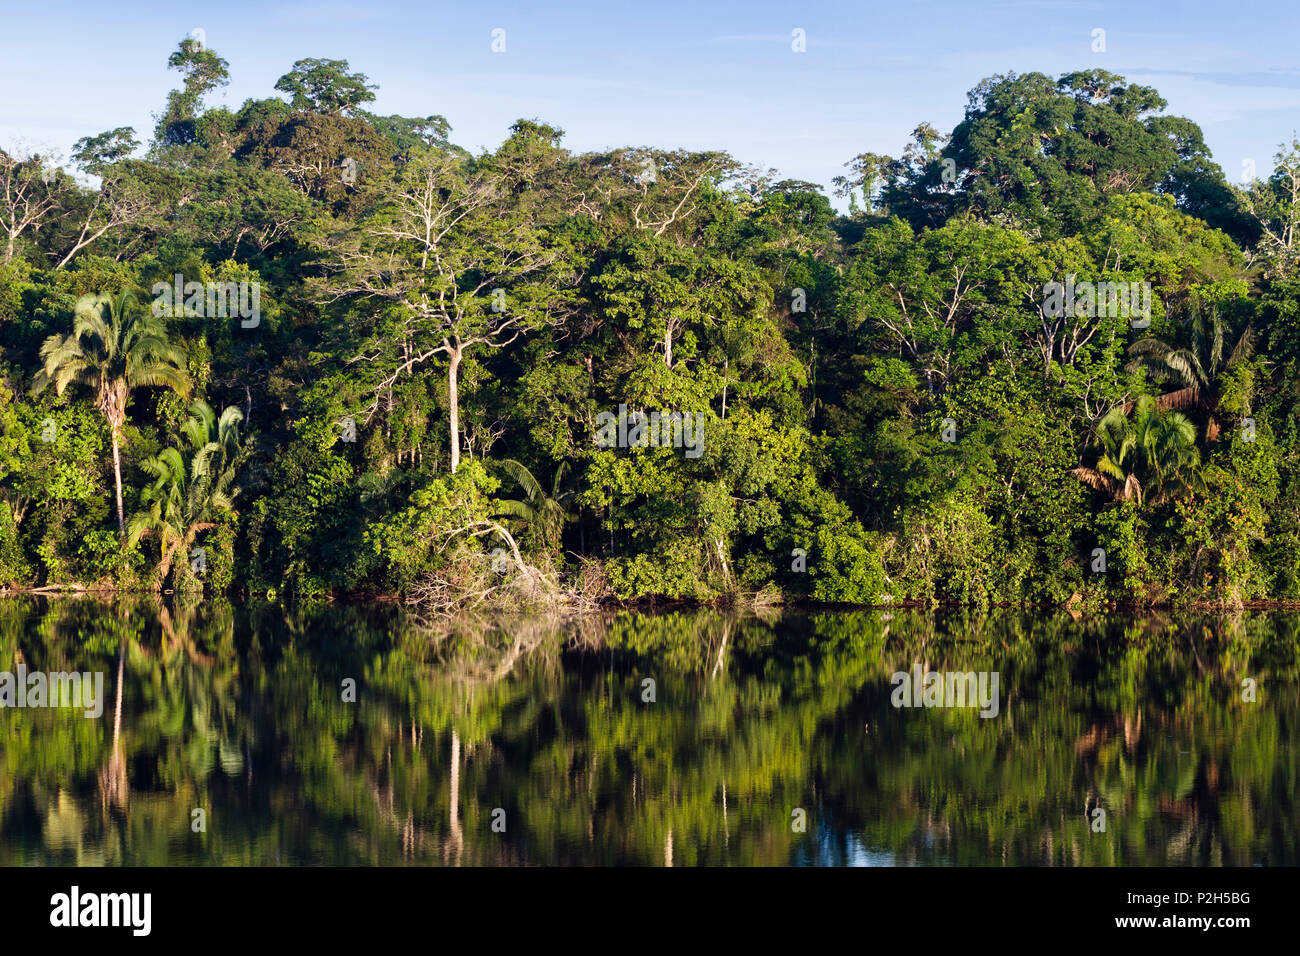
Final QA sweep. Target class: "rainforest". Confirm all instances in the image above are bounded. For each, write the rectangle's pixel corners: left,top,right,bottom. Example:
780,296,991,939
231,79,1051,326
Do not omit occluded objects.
2,40,1300,613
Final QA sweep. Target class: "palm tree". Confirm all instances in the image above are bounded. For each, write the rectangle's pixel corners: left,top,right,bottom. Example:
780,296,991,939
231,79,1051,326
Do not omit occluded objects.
1072,405,1143,503
127,399,243,587
32,291,190,535
1127,298,1254,443
1072,395,1201,505
494,459,574,553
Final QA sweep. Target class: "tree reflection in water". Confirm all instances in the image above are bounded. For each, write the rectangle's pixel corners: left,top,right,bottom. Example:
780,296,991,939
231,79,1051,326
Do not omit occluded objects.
1,597,1296,866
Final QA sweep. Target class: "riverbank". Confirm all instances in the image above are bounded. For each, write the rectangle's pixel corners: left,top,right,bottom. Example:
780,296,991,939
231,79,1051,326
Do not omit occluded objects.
8,582,1300,612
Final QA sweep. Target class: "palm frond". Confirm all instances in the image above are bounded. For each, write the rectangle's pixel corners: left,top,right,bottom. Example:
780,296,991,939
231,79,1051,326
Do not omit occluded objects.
498,458,545,503
1071,467,1115,494
495,499,538,521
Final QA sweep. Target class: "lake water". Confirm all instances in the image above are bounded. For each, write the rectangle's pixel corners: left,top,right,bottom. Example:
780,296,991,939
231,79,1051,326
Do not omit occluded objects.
1,597,1296,866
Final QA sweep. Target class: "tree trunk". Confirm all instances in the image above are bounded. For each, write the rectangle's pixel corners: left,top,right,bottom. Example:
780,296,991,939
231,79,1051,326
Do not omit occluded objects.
157,541,181,589
722,357,728,420
448,348,462,474
111,640,125,752
100,640,127,806
111,427,125,536
448,729,463,862
450,730,460,829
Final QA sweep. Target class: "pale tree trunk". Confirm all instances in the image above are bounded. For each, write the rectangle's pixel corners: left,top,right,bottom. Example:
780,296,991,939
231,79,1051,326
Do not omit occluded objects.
111,427,125,536
722,358,728,419
448,348,462,474
450,730,460,830
448,729,463,864
111,640,124,753
100,640,128,806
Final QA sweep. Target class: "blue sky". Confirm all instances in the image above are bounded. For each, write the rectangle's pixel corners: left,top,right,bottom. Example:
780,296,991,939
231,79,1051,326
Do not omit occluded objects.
2,0,1298,200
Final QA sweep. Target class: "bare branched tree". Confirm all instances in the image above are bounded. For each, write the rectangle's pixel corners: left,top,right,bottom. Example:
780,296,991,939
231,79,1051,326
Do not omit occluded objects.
313,151,564,472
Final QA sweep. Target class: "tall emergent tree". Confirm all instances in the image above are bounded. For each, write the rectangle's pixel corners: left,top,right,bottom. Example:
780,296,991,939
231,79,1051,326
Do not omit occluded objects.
274,58,377,115
314,147,566,472
155,36,230,147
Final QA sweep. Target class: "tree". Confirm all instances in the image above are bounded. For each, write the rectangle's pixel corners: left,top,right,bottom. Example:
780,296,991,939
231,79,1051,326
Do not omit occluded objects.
835,123,955,226
0,128,160,270
1128,297,1254,442
360,112,457,160
131,400,241,583
1238,136,1300,278
1072,395,1201,505
32,291,190,535
274,58,377,115
127,400,243,588
314,149,566,472
72,128,140,173
870,71,1230,237
0,147,63,263
1155,115,1256,244
239,111,390,212
155,37,230,147
495,459,573,553
841,218,1035,398
50,162,161,270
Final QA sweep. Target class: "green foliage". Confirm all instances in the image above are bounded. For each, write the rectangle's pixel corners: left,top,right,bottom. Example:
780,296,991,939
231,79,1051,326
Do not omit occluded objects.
156,37,230,147
5,600,1296,865
127,400,244,590
363,461,499,592
1072,395,1202,506
274,58,377,116
494,459,573,555
1,47,1299,610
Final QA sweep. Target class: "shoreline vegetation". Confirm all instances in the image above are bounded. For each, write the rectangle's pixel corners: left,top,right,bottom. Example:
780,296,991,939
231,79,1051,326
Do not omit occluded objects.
7,583,1300,615
4,43,1300,616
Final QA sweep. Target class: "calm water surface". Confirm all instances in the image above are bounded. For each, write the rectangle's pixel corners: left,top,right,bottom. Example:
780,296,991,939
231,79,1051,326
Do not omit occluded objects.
1,597,1296,865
